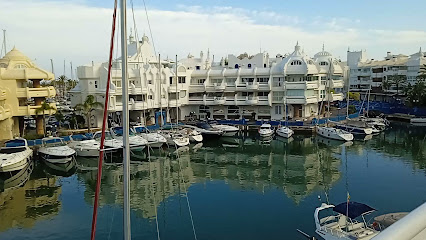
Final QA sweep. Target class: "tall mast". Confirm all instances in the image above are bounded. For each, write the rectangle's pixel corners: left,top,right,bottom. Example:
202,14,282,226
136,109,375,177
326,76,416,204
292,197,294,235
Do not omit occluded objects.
327,59,331,124
120,0,131,239
50,59,55,76
346,75,350,118
2,29,6,56
159,53,163,128
175,54,178,127
284,79,287,126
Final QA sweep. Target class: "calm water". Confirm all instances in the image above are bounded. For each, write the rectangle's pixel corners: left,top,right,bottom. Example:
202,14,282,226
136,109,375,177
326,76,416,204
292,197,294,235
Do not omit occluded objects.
0,123,425,240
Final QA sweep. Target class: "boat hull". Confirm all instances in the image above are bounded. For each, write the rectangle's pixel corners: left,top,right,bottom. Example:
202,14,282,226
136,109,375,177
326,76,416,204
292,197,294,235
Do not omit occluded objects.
75,148,99,157
222,130,239,137
0,149,32,172
41,153,74,164
334,124,373,135
189,134,203,143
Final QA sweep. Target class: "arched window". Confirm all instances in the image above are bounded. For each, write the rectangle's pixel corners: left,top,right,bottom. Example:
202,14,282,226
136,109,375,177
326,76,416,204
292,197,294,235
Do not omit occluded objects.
290,60,302,66
235,64,239,69
320,61,329,66
248,64,252,68
14,64,27,69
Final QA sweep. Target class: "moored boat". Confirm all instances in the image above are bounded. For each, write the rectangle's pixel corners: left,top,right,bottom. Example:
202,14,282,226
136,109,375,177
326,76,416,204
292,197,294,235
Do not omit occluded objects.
259,123,274,138
68,135,100,157
0,138,33,172
316,126,354,141
276,125,294,138
38,137,76,163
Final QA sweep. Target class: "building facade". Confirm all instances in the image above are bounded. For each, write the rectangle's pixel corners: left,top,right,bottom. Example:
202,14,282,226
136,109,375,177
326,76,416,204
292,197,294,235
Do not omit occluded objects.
347,48,425,93
71,35,347,127
0,48,56,140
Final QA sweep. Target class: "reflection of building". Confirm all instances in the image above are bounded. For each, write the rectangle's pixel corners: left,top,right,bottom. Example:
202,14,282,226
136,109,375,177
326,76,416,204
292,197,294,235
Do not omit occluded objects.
0,176,61,232
79,155,195,219
0,47,56,138
190,137,341,204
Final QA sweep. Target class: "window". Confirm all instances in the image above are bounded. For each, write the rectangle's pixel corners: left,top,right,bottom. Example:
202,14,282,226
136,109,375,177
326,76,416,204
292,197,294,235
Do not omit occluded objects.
275,105,282,115
114,80,122,87
320,62,329,66
264,64,267,68
242,77,254,83
226,78,236,86
180,90,187,98
234,64,239,69
14,64,27,69
178,76,186,83
148,80,153,84
290,60,302,66
257,77,269,83
272,91,284,101
321,76,327,80
94,81,98,88
248,64,252,68
169,77,173,84
196,66,200,70
211,79,222,85
272,77,284,87
258,92,269,97
148,95,153,100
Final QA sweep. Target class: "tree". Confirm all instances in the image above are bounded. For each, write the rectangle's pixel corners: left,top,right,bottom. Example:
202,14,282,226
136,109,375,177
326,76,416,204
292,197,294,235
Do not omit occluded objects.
382,79,391,92
348,92,360,101
35,101,56,136
387,75,407,96
74,95,103,132
55,111,65,128
56,75,68,98
405,81,426,107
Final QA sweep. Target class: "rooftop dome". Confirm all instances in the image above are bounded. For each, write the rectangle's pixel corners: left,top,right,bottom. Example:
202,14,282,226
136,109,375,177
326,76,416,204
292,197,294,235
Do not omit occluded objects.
0,47,31,62
314,44,332,58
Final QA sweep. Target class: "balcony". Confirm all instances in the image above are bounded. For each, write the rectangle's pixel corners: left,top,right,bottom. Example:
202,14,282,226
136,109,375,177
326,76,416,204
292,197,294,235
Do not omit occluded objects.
246,82,259,90
204,96,215,105
306,81,319,89
285,81,307,90
258,82,270,90
16,103,57,116
246,96,259,105
258,96,269,105
189,84,205,92
214,97,226,105
327,79,344,88
327,93,344,102
214,83,226,91
16,87,56,99
305,96,318,103
0,105,12,121
286,96,318,104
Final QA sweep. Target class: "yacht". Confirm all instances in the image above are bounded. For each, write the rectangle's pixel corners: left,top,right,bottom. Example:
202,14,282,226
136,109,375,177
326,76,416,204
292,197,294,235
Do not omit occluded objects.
209,121,239,137
93,131,123,151
359,116,388,131
38,137,76,163
186,122,223,139
0,138,33,172
276,125,294,138
410,117,426,126
316,126,354,141
110,127,148,150
159,130,190,147
181,128,203,143
314,202,380,240
332,120,373,135
259,123,274,138
133,125,167,148
68,135,100,157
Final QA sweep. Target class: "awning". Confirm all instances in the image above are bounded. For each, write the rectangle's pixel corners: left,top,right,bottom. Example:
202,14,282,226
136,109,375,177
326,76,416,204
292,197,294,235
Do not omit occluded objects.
333,202,376,219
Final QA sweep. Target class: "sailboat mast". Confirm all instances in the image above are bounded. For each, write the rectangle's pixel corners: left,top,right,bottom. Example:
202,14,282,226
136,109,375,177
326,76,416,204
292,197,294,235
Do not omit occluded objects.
366,85,371,117
327,59,331,123
346,76,350,118
120,0,131,239
284,80,287,126
159,54,163,128
2,29,6,56
175,54,178,126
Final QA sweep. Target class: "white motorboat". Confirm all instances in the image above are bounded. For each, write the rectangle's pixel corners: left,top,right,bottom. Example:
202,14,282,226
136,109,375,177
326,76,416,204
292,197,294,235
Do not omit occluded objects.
410,118,426,126
110,127,148,150
209,122,239,137
314,202,380,240
359,117,388,131
93,131,123,151
181,128,203,143
159,130,190,147
0,138,33,172
186,122,223,140
276,125,294,138
259,123,274,138
0,160,33,191
38,137,76,163
316,126,354,141
332,120,373,135
133,125,167,148
67,135,100,157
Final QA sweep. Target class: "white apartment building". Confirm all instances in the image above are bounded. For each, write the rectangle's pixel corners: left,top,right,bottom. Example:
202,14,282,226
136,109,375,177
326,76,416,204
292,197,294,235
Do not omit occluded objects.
347,48,425,93
70,35,347,128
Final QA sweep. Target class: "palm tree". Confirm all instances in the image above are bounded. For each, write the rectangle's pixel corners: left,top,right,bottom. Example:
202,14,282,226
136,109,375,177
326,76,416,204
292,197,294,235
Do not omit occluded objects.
74,95,103,133
387,75,407,96
56,75,68,98
35,101,56,136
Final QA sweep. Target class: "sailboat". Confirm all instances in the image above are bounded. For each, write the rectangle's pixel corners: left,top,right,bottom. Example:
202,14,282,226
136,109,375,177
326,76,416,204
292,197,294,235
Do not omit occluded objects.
276,85,294,138
316,59,353,141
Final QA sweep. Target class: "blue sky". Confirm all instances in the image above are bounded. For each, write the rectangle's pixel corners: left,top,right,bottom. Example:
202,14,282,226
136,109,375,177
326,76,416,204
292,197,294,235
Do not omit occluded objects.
1,0,425,78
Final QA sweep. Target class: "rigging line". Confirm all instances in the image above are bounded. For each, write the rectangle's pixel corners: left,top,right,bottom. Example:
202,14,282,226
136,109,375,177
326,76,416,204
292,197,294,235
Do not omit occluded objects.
147,145,161,240
141,0,157,56
90,1,118,239
176,153,198,240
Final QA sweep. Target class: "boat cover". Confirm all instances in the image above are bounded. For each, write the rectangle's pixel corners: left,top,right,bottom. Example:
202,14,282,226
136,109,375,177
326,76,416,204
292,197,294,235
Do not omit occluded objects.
333,202,376,219
5,139,26,147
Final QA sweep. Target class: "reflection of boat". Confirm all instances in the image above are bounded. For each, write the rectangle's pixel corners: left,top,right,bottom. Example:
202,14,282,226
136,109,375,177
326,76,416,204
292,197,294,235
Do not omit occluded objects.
276,136,294,144
314,202,380,240
259,123,274,138
68,135,100,157
316,126,354,141
191,143,203,152
44,159,76,175
0,138,33,172
38,137,76,163
410,118,426,126
316,135,353,148
0,160,34,191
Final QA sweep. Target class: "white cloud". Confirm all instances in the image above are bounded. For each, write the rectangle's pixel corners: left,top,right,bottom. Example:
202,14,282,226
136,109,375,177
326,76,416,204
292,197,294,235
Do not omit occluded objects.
0,1,425,78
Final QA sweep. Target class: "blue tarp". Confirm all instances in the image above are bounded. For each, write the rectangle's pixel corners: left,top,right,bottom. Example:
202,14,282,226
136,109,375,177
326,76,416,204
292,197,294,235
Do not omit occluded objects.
333,202,376,219
5,139,26,147
339,100,426,116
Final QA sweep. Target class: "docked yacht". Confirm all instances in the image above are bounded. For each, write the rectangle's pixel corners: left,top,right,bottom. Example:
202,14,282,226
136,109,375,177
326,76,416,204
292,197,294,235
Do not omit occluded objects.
0,138,33,172
276,125,294,138
110,127,148,150
159,130,190,147
133,125,167,148
209,122,239,137
181,128,203,143
93,131,123,151
332,120,373,135
359,117,388,131
67,135,100,157
186,122,223,139
316,126,354,141
38,137,76,163
259,123,274,138
314,202,380,240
